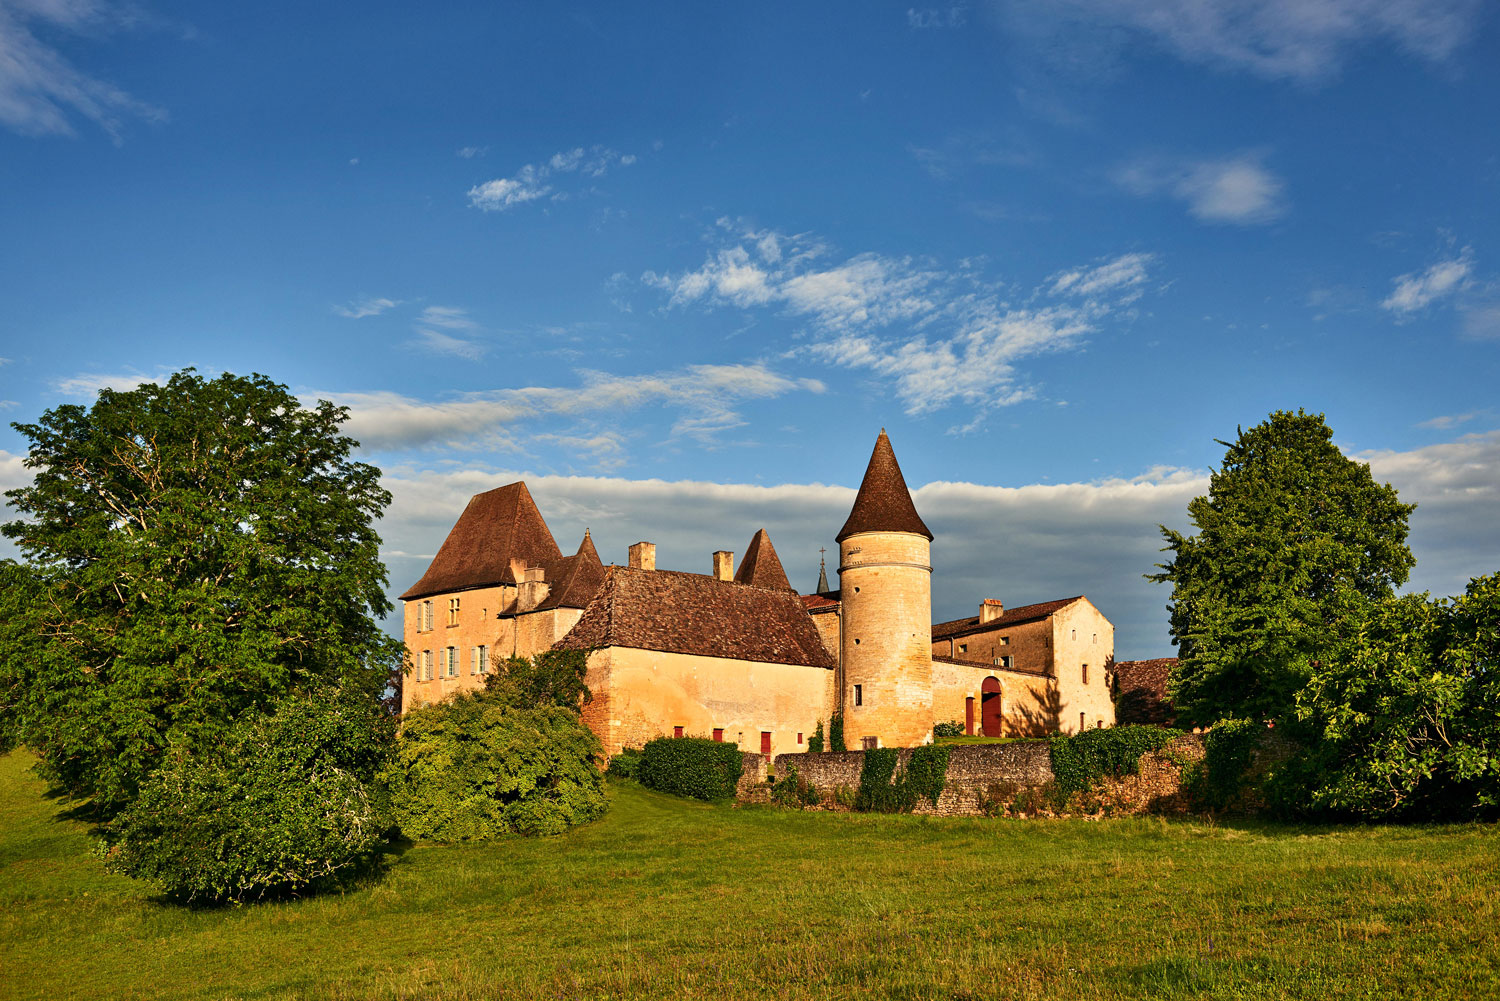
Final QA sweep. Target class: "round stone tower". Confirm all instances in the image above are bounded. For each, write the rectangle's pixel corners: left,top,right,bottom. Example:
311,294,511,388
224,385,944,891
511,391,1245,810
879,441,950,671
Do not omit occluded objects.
836,429,934,748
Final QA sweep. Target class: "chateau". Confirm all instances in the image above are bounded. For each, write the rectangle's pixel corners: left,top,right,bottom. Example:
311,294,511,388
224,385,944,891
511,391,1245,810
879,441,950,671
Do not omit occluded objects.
401,431,1117,756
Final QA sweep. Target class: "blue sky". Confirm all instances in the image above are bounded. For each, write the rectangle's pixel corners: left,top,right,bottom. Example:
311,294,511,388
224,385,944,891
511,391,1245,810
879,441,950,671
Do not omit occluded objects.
2,0,1497,656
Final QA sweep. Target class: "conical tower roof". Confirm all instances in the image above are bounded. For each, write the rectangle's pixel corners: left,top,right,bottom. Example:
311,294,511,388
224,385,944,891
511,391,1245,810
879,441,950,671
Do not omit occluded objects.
835,430,933,543
734,528,792,591
401,481,563,599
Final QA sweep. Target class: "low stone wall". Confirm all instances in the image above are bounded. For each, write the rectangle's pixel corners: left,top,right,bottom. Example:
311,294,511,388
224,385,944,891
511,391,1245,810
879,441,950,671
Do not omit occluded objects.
736,751,769,800
764,735,1208,818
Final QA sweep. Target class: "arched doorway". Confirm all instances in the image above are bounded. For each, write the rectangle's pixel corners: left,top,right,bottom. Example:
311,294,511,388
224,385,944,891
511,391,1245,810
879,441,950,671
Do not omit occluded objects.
981,676,1003,737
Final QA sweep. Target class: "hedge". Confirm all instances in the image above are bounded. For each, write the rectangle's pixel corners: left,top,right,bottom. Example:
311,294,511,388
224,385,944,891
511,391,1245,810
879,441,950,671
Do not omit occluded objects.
1048,724,1182,807
636,736,744,801
855,745,950,813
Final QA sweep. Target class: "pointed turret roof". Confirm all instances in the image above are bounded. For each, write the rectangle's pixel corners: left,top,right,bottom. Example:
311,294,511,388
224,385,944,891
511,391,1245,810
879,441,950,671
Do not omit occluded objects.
534,530,607,611
734,528,792,591
816,551,830,594
835,429,933,543
400,482,563,600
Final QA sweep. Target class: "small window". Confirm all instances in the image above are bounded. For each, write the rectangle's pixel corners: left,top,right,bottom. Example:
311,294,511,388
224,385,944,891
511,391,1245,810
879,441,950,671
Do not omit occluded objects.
999,636,1010,646
1097,720,1104,729
1079,711,1086,731
673,725,684,738
1082,663,1089,685
446,647,457,677
1092,633,1097,644
853,684,863,706
861,736,878,750
1071,629,1076,641
797,732,803,744
421,649,433,681
958,643,968,654
422,600,433,632
995,656,1012,669
473,644,488,675
448,597,460,626
712,728,724,742
854,638,861,645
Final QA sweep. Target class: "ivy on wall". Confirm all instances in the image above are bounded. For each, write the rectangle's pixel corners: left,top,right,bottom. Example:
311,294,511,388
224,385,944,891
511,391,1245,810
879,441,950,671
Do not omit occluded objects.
1048,725,1182,807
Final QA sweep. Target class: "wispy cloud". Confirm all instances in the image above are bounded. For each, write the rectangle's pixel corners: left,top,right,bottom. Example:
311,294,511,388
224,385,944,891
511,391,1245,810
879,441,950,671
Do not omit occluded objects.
1008,0,1482,83
910,131,1037,179
1415,412,1480,430
409,305,486,359
1114,152,1286,225
334,296,402,319
468,145,638,212
456,145,487,159
1381,249,1474,316
320,362,824,453
0,0,168,140
908,6,967,29
640,219,1156,421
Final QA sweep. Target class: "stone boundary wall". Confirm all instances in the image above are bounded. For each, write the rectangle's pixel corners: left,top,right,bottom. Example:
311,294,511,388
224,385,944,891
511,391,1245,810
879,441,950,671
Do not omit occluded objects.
765,735,1208,818
736,751,768,799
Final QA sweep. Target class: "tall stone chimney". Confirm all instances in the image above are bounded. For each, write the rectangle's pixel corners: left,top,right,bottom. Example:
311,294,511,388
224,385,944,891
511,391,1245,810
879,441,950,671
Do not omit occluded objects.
517,565,550,612
980,599,1005,624
712,550,734,581
628,541,656,571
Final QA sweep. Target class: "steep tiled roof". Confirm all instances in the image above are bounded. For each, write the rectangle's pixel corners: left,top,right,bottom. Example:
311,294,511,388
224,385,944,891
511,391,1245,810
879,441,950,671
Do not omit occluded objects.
932,653,1051,678
931,596,1083,640
734,528,792,592
836,429,933,543
533,530,607,611
1113,658,1178,726
400,482,563,600
555,567,836,669
800,592,841,611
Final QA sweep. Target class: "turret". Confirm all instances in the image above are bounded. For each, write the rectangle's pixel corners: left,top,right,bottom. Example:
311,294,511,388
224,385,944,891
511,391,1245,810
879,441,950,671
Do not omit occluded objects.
836,430,934,747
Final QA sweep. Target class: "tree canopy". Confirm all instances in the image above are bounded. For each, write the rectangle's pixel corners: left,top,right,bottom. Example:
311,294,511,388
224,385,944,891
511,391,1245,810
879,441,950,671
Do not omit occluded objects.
0,369,402,813
1151,410,1416,726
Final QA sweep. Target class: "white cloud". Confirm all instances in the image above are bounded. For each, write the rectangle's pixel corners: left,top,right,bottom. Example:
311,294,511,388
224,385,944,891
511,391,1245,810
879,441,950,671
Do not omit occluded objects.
334,297,401,319
1460,301,1500,341
642,221,1156,418
467,145,636,212
0,0,167,139
416,305,478,331
376,428,1500,658
320,362,823,453
456,145,487,159
52,368,172,397
411,328,487,360
1114,152,1286,224
1013,0,1482,82
1381,250,1474,315
1415,412,1479,431
908,6,967,29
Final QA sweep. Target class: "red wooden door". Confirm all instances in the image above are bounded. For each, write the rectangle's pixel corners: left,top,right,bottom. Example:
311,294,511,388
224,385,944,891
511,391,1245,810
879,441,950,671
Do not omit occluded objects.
760,731,772,761
965,697,975,736
981,677,1003,737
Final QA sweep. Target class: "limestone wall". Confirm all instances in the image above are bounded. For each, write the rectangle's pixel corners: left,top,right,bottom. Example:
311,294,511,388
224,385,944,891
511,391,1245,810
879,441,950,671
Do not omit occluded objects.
767,735,1207,818
581,646,838,758
839,530,933,748
1050,599,1116,733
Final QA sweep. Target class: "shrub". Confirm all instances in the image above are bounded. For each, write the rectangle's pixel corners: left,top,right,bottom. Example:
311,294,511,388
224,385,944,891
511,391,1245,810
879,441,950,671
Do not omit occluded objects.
933,720,964,739
99,688,393,904
769,763,821,808
606,748,642,781
1189,718,1261,811
637,736,744,801
1048,724,1182,808
828,711,847,753
387,688,605,840
854,746,950,813
808,719,825,753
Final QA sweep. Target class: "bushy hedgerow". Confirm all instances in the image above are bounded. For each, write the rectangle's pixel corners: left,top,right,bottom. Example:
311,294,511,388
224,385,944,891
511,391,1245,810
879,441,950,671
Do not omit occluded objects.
1185,718,1262,811
606,748,642,781
854,745,950,813
808,720,825,753
1048,724,1182,807
636,736,743,801
933,720,964,739
98,688,393,904
769,763,821,808
387,688,605,840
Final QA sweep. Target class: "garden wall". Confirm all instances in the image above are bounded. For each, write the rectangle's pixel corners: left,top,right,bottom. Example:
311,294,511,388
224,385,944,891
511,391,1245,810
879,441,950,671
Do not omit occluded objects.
764,735,1208,817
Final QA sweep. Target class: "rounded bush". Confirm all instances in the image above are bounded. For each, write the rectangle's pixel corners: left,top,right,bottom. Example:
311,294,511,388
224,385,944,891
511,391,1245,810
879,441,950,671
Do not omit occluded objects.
636,736,743,801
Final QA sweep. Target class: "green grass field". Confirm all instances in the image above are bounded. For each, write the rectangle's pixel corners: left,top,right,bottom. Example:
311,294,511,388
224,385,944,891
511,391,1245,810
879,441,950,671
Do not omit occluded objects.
3,749,1498,1000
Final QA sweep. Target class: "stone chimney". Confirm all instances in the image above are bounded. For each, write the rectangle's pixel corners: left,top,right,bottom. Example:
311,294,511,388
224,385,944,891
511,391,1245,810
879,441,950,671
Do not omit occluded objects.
980,599,1005,624
517,565,550,612
628,541,656,571
712,550,734,581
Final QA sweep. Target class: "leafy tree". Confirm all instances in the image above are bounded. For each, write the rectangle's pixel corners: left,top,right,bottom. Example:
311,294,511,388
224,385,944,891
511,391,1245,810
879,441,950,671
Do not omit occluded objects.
0,370,401,814
485,647,592,710
99,686,394,903
386,686,606,839
1282,575,1500,819
1151,410,1415,726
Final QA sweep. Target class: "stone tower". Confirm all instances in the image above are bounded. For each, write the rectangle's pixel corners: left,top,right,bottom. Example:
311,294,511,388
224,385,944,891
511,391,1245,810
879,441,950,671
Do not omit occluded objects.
836,430,934,748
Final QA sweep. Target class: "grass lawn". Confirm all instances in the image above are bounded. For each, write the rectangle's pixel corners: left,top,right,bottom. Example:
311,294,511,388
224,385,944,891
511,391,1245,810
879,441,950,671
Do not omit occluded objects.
2,749,1498,1000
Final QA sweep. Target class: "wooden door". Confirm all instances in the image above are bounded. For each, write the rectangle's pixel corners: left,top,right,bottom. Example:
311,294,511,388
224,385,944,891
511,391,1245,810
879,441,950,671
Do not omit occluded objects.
981,677,1003,737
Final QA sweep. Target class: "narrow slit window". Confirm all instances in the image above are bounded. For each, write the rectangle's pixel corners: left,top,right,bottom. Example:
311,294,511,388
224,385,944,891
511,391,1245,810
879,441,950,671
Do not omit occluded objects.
853,684,863,706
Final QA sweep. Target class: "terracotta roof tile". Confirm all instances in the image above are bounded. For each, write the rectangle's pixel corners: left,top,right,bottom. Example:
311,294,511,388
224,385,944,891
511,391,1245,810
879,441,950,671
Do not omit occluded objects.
734,529,792,591
932,653,1051,677
836,430,933,543
401,482,562,600
931,596,1083,640
1112,658,1178,726
800,592,841,611
533,530,607,611
556,566,836,668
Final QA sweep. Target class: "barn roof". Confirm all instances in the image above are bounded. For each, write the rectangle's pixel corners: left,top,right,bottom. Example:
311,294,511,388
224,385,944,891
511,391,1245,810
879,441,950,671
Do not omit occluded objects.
734,528,792,592
931,596,1084,640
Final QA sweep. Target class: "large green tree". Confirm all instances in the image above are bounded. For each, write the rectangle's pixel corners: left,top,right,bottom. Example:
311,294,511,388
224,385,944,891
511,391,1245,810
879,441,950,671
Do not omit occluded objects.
1151,410,1416,726
0,370,402,813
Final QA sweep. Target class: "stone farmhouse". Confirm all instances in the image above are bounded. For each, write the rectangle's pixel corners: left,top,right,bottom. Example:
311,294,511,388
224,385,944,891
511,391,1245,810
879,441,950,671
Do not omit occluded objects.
400,430,1117,757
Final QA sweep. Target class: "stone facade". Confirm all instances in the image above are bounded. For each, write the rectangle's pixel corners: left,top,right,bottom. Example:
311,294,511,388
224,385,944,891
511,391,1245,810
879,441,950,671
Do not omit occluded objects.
839,530,933,749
